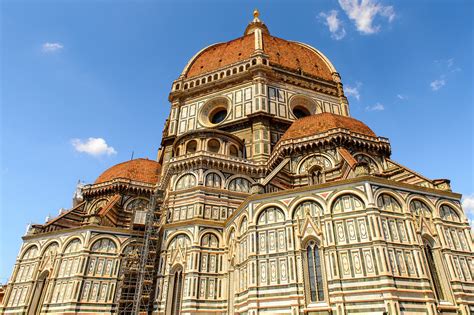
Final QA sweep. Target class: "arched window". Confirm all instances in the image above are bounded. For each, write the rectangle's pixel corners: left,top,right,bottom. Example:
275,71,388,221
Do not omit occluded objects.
423,239,444,300
64,239,81,254
304,240,325,302
257,207,285,225
169,266,184,315
229,145,239,157
201,233,219,248
293,201,322,229
91,239,117,253
309,166,324,185
43,242,59,256
228,177,251,193
21,245,39,260
239,217,248,234
186,140,197,154
205,173,221,188
332,194,364,213
175,174,196,190
377,194,402,212
410,200,432,218
440,205,460,222
207,139,220,153
168,234,191,251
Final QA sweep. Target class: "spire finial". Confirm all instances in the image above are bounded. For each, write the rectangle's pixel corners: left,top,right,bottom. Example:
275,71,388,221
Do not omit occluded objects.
244,8,269,35
253,9,259,19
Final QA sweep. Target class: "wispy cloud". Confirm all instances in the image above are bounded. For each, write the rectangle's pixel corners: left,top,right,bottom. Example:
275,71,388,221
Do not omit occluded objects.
435,57,461,73
462,194,474,217
42,42,64,53
338,0,395,34
365,103,385,111
319,10,346,40
345,82,362,100
396,94,406,100
430,77,446,91
71,137,117,157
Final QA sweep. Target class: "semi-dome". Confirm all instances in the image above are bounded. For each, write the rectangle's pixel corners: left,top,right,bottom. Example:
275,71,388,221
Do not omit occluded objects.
94,158,161,185
280,112,376,141
181,11,336,82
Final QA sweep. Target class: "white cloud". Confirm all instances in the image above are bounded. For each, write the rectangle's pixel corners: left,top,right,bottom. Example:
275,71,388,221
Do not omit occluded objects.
320,10,347,40
71,137,117,157
42,42,64,53
462,195,474,217
338,0,395,34
430,78,446,91
345,83,361,100
396,94,406,100
365,103,385,111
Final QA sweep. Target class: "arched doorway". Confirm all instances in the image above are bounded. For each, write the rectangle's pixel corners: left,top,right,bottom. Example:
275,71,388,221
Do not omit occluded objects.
28,270,49,315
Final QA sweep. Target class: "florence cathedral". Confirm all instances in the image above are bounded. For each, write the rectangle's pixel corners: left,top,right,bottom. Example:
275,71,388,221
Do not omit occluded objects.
1,10,474,315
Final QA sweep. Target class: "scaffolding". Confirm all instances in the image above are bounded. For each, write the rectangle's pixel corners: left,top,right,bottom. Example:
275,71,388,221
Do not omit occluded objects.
116,189,162,314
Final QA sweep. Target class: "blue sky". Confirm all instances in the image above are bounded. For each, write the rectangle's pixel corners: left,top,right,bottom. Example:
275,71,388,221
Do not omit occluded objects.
1,0,472,282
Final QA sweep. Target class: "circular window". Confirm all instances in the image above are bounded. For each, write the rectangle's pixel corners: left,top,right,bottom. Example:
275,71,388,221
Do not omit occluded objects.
289,95,318,119
293,106,311,119
199,97,230,127
210,109,228,124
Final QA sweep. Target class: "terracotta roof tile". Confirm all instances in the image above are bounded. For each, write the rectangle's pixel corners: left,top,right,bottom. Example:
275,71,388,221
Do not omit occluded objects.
184,33,333,81
186,34,255,78
262,34,333,81
280,113,376,141
94,158,161,185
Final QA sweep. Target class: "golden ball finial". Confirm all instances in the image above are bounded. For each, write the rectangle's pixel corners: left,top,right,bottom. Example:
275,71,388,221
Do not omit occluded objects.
253,9,259,19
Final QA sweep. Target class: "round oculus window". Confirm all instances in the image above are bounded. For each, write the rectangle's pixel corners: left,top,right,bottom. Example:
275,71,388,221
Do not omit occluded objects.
293,106,311,119
198,96,231,127
210,108,228,124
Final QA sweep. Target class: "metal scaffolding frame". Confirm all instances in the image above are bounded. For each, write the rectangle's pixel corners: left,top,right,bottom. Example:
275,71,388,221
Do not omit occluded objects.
115,189,162,314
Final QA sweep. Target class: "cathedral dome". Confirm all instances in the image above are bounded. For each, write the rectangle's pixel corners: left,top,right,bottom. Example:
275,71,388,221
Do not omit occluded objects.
181,11,336,81
94,158,161,185
280,112,376,141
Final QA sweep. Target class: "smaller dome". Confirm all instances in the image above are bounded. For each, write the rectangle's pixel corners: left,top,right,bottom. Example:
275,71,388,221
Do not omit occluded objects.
280,113,376,141
94,158,161,185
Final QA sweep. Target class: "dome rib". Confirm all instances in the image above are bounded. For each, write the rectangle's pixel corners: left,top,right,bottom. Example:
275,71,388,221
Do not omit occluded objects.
94,158,161,185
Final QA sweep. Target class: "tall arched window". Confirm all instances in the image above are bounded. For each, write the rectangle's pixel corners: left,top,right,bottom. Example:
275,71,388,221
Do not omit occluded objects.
377,194,402,212
229,145,239,157
201,233,219,248
228,177,251,193
440,205,460,222
175,174,196,190
423,239,444,300
91,238,117,253
258,207,285,225
169,266,184,315
293,201,322,229
410,200,432,218
205,173,221,188
207,139,220,153
332,194,364,213
304,240,325,302
186,140,197,154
